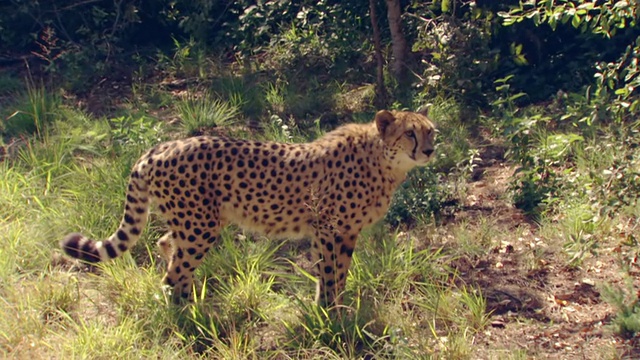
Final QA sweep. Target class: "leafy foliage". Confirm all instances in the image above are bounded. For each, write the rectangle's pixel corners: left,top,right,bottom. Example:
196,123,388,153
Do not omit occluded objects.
385,167,442,226
500,1,639,36
493,1,640,225
501,0,640,124
411,2,502,105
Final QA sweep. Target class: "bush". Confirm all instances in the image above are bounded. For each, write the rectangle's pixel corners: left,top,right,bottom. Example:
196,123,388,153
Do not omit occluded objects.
385,167,442,227
601,278,640,339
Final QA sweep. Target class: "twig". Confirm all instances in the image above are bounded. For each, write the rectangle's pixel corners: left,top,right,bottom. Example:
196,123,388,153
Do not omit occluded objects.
57,0,102,12
109,0,124,38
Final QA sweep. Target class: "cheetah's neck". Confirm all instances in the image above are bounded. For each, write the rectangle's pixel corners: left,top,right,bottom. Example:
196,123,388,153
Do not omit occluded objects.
315,122,411,185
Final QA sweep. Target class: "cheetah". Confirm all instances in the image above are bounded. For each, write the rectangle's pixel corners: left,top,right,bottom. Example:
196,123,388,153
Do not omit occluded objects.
61,109,436,307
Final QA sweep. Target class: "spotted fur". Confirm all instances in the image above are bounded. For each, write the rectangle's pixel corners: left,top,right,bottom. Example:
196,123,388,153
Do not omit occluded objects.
61,110,436,306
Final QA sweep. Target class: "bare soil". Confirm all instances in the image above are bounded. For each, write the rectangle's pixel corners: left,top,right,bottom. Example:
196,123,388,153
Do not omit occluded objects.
449,143,640,359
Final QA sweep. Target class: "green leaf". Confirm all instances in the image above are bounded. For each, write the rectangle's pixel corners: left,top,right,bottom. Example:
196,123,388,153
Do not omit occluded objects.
572,14,582,28
577,3,595,11
613,1,629,10
514,54,529,66
525,10,539,19
513,43,523,55
495,74,515,84
441,0,451,13
533,11,541,25
508,93,527,102
615,88,629,95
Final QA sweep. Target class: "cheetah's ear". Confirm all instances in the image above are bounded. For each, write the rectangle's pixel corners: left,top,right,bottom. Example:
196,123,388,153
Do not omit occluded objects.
375,110,395,136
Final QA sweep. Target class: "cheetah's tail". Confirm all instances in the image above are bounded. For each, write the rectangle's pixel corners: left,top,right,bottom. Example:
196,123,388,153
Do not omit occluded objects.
60,162,151,263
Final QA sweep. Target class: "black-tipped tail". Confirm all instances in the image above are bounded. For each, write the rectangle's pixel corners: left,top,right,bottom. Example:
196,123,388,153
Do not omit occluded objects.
61,155,152,264
60,233,101,263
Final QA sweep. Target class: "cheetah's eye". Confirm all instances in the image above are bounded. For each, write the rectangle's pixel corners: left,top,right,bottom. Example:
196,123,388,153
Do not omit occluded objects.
404,130,415,138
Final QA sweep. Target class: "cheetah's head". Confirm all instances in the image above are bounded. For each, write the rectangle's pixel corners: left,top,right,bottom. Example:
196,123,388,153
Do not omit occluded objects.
375,109,436,171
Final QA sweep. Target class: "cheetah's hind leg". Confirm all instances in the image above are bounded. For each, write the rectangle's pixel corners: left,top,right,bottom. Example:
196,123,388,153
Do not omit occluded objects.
157,230,204,302
162,224,222,304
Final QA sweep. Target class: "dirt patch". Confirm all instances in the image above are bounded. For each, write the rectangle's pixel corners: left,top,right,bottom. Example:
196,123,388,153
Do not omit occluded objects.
443,147,640,359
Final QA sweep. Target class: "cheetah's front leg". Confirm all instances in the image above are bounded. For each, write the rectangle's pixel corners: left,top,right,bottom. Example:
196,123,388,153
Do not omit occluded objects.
312,231,359,308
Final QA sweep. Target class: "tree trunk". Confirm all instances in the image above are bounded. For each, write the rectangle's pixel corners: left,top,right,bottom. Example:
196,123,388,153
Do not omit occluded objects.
370,0,388,108
385,0,409,86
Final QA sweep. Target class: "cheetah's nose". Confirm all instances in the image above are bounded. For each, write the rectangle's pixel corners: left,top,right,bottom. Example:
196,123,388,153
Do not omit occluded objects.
423,149,434,157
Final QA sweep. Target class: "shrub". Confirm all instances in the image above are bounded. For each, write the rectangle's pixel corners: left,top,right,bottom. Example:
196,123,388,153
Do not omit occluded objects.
601,278,640,339
385,167,442,227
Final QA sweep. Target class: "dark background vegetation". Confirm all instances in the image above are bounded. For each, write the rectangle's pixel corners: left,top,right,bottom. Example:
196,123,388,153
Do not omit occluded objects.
2,0,634,100
1,1,636,102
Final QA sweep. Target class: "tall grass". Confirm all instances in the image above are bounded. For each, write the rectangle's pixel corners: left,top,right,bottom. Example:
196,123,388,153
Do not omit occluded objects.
2,77,59,138
176,90,241,135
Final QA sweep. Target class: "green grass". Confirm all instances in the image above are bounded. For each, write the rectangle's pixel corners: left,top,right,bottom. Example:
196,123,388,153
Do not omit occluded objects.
1,79,60,137
211,75,265,119
510,119,640,268
176,90,241,136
